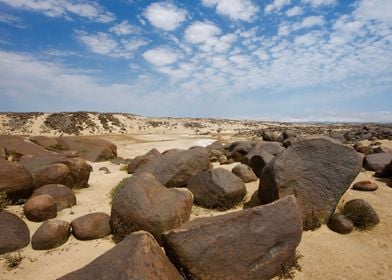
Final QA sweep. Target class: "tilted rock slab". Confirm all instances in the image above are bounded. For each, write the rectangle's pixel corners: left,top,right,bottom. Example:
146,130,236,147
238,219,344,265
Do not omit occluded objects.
110,172,193,243
0,211,30,255
58,231,183,280
162,196,302,280
259,136,362,229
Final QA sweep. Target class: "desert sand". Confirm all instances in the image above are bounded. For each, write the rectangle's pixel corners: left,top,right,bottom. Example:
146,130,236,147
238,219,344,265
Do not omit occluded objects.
1,115,392,279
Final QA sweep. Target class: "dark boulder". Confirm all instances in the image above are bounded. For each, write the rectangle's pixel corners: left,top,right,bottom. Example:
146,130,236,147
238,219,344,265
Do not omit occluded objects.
58,231,183,280
33,163,72,189
162,196,302,280
127,148,161,174
231,164,257,183
0,211,30,255
32,184,76,211
0,135,55,158
31,220,70,250
71,212,111,240
327,213,354,234
134,147,210,188
29,136,62,151
56,137,117,162
187,168,246,210
110,172,193,243
364,153,392,173
24,194,57,222
245,150,275,178
259,136,362,230
0,158,33,201
352,181,378,192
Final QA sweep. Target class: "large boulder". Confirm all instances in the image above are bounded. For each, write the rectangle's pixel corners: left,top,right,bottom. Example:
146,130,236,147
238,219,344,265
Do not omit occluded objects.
57,137,117,162
110,172,193,243
29,136,62,151
24,195,57,222
71,213,111,240
364,153,392,173
0,158,34,201
0,211,30,255
32,184,76,211
0,135,55,158
58,231,183,280
162,196,302,280
0,146,6,159
31,220,70,250
226,141,257,162
187,168,246,210
259,136,362,230
127,148,161,174
134,147,210,188
19,154,91,189
231,164,257,183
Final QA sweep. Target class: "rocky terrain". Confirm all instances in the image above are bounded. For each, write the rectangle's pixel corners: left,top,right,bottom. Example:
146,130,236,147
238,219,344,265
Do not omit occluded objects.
0,112,392,279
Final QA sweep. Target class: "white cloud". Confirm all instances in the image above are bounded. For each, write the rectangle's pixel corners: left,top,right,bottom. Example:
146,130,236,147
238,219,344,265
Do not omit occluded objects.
185,21,221,44
293,16,325,30
302,0,336,8
143,2,187,31
265,0,291,14
285,6,303,17
0,0,115,23
76,31,147,59
354,0,392,23
143,47,179,66
202,0,259,21
109,20,139,36
0,11,26,28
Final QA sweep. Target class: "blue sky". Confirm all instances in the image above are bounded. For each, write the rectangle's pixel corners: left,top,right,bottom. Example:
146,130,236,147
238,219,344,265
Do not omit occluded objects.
0,0,391,122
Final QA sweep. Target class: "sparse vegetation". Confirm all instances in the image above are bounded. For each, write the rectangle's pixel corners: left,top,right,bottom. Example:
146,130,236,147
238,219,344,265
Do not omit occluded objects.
342,199,380,231
278,251,303,279
119,164,128,172
183,122,206,129
3,252,24,269
109,177,131,203
303,211,322,231
0,191,10,210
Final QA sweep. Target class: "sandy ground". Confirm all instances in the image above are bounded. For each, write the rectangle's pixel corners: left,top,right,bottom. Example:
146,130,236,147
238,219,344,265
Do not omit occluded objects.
1,135,391,279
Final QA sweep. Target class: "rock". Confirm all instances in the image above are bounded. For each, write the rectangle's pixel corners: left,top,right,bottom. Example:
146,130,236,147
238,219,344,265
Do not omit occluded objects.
259,136,362,230
134,147,210,188
227,141,256,162
31,220,70,250
0,159,33,201
19,154,91,189
353,143,373,155
243,141,284,162
57,137,117,162
127,148,161,174
246,150,275,178
218,155,228,164
0,211,30,255
162,196,303,280
206,141,225,153
373,145,392,154
24,194,57,222
32,184,76,211
342,199,380,230
352,181,378,192
0,135,55,158
364,153,392,173
327,213,354,234
110,172,193,243
99,167,111,174
110,157,127,165
29,136,62,151
187,168,246,210
231,164,257,183
58,231,183,280
71,213,111,240
262,129,281,142
283,137,297,148
33,163,72,189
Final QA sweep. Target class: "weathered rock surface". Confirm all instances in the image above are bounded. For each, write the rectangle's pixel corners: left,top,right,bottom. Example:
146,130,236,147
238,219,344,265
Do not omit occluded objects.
33,163,72,188
134,147,210,188
0,146,6,159
110,172,193,243
352,181,378,192
32,184,76,211
32,220,70,250
231,164,257,183
327,213,354,234
127,148,161,174
0,135,55,158
342,199,380,230
163,196,303,280
0,158,34,201
259,136,362,230
29,136,62,151
0,211,30,255
58,231,183,280
57,137,117,162
71,212,111,240
246,150,275,178
364,153,392,173
187,168,246,210
24,194,57,222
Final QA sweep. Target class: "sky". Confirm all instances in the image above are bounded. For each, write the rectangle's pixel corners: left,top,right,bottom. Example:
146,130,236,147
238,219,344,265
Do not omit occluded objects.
0,0,391,122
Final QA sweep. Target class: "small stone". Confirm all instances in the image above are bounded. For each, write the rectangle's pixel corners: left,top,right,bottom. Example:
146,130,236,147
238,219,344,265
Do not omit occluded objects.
328,213,354,234
352,181,378,192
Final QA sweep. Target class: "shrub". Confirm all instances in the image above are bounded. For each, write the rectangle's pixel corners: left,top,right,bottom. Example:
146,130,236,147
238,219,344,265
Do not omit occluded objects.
342,199,380,230
0,191,10,210
278,251,303,279
109,177,131,204
3,252,24,269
